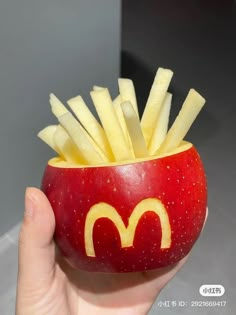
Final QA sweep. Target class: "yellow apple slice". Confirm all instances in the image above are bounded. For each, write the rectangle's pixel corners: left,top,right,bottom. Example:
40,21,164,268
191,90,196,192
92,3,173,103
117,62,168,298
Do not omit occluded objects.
141,68,173,146
156,89,206,155
90,88,133,161
121,101,148,158
118,78,139,118
50,93,68,116
67,95,114,161
93,85,105,91
37,125,60,154
58,112,108,164
113,95,135,157
49,94,109,164
53,125,84,164
148,93,172,155
113,95,129,139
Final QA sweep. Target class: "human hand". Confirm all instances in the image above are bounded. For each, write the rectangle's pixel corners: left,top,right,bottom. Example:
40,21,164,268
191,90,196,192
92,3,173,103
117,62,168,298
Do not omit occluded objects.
16,187,207,315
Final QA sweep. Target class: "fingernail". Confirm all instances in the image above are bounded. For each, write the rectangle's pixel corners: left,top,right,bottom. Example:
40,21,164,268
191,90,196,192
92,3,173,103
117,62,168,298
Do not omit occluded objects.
25,187,36,218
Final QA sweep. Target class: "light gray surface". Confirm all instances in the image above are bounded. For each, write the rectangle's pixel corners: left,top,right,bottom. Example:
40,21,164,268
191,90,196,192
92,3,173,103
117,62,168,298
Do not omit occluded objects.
0,0,121,235
0,224,20,315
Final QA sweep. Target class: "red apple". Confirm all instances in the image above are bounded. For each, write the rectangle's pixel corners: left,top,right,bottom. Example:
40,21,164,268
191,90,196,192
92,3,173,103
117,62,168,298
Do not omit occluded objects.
41,143,207,273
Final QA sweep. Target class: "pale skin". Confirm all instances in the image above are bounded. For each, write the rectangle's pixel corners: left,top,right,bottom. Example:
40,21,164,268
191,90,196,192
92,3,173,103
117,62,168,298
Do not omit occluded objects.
16,187,207,315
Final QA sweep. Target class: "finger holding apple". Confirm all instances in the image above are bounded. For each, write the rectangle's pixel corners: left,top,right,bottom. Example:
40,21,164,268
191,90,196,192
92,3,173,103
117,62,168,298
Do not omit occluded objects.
38,67,207,272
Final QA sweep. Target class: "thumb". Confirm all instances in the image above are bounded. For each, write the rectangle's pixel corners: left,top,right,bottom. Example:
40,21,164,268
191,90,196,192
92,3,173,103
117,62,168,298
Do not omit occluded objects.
18,187,56,284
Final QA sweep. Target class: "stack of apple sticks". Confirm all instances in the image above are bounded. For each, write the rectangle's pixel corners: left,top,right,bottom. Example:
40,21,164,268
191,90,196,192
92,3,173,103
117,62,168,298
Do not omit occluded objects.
38,68,205,165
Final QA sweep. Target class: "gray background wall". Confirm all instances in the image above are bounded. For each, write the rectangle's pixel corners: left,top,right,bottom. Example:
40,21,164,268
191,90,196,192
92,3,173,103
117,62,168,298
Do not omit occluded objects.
122,1,236,314
0,0,121,235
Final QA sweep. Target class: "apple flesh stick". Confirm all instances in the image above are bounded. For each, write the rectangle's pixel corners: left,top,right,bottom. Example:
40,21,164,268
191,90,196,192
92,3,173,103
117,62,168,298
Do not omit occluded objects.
90,88,133,161
141,68,173,146
118,78,139,118
113,95,135,155
53,125,83,164
58,113,108,164
67,95,114,161
92,88,127,140
113,95,129,141
156,89,205,155
148,92,172,154
121,101,148,158
37,125,59,154
49,94,108,164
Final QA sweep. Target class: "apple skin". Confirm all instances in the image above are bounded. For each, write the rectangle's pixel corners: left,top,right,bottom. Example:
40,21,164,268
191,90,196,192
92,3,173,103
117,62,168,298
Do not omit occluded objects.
41,145,207,273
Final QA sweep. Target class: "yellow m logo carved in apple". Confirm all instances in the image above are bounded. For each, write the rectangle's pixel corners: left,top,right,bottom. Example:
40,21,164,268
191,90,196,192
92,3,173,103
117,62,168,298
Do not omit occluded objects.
84,198,172,257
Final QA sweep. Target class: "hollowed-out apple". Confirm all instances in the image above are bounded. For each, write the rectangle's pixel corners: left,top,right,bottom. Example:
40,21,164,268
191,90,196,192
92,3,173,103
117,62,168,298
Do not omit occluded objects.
41,142,207,273
38,68,207,272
